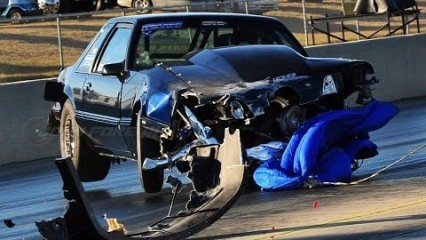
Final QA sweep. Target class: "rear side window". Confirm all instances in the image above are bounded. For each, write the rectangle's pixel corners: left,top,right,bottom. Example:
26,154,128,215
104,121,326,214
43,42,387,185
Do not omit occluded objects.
76,23,112,73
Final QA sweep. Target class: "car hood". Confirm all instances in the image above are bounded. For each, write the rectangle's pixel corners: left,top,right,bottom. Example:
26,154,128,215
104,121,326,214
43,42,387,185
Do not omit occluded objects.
167,45,359,103
167,46,307,100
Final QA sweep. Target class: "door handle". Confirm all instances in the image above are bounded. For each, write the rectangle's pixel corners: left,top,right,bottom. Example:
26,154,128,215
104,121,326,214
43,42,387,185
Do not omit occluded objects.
84,82,92,92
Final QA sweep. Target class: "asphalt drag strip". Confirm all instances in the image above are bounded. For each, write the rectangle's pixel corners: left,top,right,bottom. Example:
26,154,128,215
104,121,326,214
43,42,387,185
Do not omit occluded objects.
0,97,425,239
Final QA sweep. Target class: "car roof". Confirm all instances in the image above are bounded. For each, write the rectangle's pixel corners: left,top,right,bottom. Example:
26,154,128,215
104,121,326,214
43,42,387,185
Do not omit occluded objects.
109,12,281,25
102,12,308,57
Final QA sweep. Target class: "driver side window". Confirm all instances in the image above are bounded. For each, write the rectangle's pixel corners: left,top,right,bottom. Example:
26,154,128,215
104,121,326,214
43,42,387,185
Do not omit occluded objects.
96,26,133,73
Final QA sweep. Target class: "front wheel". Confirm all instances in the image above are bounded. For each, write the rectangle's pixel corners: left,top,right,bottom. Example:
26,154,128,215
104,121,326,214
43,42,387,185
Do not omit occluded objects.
277,104,305,138
60,100,110,182
136,109,164,193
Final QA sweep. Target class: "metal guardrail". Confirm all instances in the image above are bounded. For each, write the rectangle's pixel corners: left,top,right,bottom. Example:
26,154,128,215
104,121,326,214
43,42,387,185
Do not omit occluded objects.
0,0,279,71
0,0,423,83
0,0,278,24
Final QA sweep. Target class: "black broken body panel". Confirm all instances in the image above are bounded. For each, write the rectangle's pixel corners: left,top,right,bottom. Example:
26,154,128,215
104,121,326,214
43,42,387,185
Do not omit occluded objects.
154,46,374,149
46,12,376,160
176,45,369,104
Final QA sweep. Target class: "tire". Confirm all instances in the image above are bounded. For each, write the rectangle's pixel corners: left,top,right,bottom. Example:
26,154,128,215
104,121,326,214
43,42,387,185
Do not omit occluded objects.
95,0,105,11
60,100,110,182
136,109,164,193
278,104,305,138
132,0,152,14
9,9,23,24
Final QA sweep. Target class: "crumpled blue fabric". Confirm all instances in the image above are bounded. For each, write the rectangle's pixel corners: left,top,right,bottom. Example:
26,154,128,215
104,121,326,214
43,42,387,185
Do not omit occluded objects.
254,100,399,191
246,141,287,162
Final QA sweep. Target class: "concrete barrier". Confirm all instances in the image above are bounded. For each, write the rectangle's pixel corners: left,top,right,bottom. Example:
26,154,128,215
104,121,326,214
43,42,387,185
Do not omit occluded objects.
0,79,60,165
1,33,425,165
306,33,426,101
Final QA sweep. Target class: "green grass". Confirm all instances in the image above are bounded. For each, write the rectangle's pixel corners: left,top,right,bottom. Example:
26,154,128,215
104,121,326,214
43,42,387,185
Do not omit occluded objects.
0,13,111,83
0,0,424,83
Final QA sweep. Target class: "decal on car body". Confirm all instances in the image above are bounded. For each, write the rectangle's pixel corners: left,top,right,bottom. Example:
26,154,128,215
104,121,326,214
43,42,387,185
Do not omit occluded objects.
142,21,183,35
272,73,297,82
201,21,227,26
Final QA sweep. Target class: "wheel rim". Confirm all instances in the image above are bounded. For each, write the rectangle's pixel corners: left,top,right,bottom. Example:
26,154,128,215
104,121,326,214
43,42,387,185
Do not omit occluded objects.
63,118,75,158
278,105,304,137
134,0,149,9
10,12,22,21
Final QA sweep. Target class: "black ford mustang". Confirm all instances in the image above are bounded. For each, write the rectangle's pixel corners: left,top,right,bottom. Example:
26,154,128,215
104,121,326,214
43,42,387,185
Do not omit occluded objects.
44,13,377,194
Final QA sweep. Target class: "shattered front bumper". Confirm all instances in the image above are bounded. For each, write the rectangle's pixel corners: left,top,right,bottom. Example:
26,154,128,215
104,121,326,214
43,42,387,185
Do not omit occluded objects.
36,129,247,240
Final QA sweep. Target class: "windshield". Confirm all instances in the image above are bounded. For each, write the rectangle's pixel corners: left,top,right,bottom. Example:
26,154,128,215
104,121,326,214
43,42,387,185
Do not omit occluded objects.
133,19,305,69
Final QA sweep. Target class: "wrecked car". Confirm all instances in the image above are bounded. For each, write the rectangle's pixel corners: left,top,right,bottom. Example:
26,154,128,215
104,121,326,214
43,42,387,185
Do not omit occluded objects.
44,12,378,194
42,12,380,238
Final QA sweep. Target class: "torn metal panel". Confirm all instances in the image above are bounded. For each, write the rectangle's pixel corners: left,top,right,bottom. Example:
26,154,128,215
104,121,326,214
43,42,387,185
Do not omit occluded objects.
37,128,246,240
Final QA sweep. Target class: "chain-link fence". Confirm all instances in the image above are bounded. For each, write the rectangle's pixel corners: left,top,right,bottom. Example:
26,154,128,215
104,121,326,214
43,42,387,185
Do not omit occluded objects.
0,0,425,83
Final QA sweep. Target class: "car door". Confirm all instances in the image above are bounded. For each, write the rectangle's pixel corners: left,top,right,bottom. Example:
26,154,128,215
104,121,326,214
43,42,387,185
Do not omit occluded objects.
78,24,133,152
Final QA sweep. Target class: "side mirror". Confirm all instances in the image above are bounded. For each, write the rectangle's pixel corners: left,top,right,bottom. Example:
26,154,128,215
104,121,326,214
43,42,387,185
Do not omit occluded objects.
102,61,126,82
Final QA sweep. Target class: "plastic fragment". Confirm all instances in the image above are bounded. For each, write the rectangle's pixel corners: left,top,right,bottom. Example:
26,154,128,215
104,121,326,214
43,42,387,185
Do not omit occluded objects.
4,219,15,228
105,218,128,234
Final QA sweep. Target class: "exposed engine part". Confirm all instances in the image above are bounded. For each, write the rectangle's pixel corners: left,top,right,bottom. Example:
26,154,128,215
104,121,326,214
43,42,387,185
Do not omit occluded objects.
230,100,245,120
194,94,254,123
184,106,218,145
142,142,195,170
142,105,219,171
270,96,290,108
175,110,192,141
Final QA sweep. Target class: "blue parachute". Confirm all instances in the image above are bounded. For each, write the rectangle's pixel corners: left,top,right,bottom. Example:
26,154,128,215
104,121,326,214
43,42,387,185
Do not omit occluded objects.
253,100,399,191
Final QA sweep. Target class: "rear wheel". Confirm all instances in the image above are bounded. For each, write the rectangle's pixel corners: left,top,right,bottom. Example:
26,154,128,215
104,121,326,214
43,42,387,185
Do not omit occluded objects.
132,0,152,13
9,9,23,24
60,100,110,182
136,109,164,193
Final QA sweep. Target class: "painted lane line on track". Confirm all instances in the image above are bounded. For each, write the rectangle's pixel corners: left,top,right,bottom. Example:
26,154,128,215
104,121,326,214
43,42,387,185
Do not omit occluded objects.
252,199,426,240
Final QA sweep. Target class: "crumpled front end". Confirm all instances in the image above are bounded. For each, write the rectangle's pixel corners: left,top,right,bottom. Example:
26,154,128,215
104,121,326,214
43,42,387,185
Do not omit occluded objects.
37,128,247,240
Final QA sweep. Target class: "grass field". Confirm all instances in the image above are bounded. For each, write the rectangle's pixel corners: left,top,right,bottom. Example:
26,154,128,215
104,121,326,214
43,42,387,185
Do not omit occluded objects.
0,14,111,82
0,0,425,83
